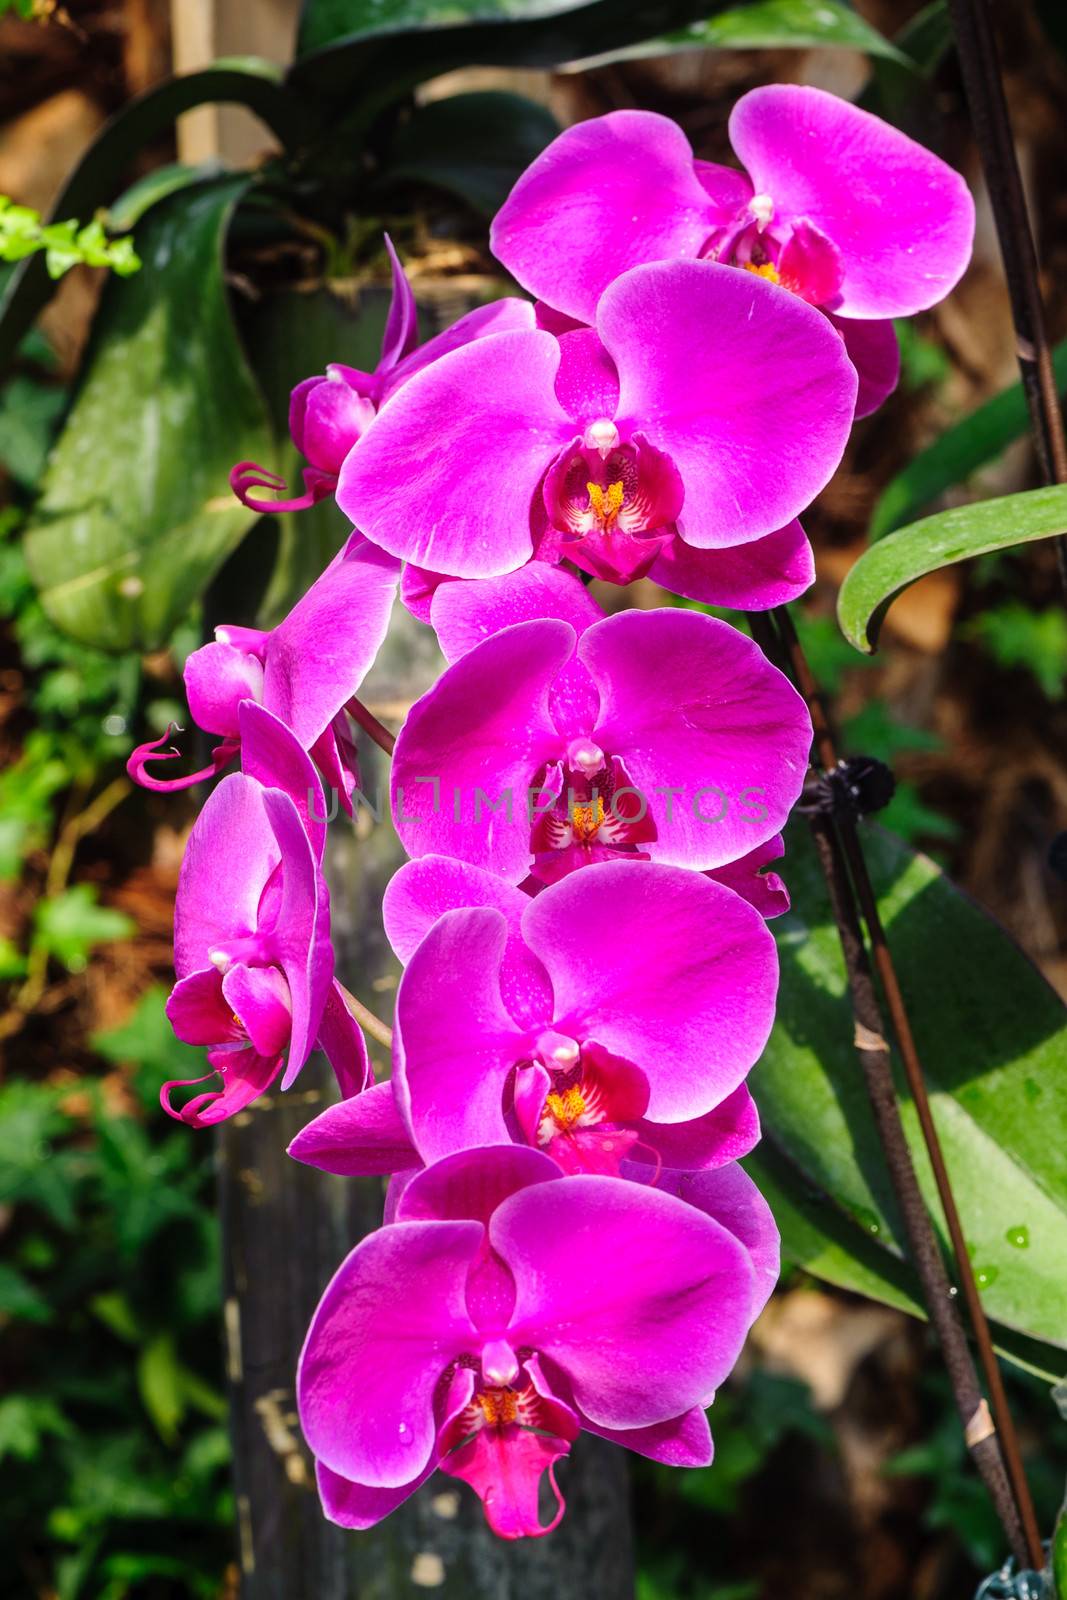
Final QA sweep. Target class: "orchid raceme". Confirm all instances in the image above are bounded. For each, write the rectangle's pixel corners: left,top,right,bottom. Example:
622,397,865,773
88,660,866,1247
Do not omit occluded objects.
390,590,812,884
232,235,534,512
161,705,369,1126
129,534,399,808
290,854,775,1176
338,259,856,583
491,89,974,418
297,1145,778,1538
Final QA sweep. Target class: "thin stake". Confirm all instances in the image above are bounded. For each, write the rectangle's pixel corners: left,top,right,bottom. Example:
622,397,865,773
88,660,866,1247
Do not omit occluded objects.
769,605,1040,1564
345,695,397,756
946,0,1067,589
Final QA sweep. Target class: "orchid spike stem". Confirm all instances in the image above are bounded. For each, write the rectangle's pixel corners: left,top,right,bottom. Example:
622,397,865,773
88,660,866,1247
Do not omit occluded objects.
336,982,393,1050
344,696,396,757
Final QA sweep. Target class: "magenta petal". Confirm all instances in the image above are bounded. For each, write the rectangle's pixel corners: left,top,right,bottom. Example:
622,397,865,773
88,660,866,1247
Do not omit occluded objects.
259,790,331,1089
580,1403,712,1467
184,640,263,738
830,313,900,419
382,297,537,400
239,701,328,860
173,774,277,977
441,1423,569,1540
316,1456,434,1531
729,85,975,317
165,968,235,1047
650,519,814,609
429,564,603,664
263,534,399,753
552,329,621,422
289,1080,415,1176
379,233,419,371
161,1046,282,1128
493,1175,755,1429
399,561,443,624
491,111,716,324
221,963,292,1057
338,329,569,577
777,217,844,307
127,727,240,793
397,1145,559,1226
297,1220,483,1487
633,1084,762,1173
694,159,754,219
520,862,778,1123
582,609,812,869
316,981,372,1099
599,260,856,547
391,620,575,882
706,834,790,919
393,908,527,1163
655,1165,781,1325
384,856,553,1031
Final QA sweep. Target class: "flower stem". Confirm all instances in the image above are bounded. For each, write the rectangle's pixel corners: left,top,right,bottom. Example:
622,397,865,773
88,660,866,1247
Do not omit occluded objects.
336,981,393,1050
346,696,396,757
946,0,1067,591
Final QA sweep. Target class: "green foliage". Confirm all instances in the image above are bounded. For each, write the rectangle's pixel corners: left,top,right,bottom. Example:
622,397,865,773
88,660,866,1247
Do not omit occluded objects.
752,821,1067,1371
963,601,1067,700
33,886,135,973
594,0,906,68
0,1004,231,1598
383,90,560,216
837,483,1067,652
0,197,141,280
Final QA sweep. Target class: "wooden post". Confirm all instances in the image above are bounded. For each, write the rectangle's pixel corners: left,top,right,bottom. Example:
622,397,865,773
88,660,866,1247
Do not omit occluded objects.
218,281,636,1596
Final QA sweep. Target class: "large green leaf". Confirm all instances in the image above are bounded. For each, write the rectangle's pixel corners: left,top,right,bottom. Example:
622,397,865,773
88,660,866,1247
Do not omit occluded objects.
291,0,738,105
572,0,906,69
24,179,273,652
837,484,1067,652
0,61,310,376
871,337,1067,541
753,821,1067,1372
382,91,561,216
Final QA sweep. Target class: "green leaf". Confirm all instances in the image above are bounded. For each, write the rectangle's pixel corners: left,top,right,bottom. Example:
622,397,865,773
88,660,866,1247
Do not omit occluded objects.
0,374,66,486
754,821,1067,1367
0,1395,72,1463
24,179,274,651
137,1335,185,1444
837,484,1067,652
963,602,1067,700
0,1263,53,1323
92,986,203,1114
382,90,560,215
0,61,310,375
870,337,1067,540
291,0,745,109
34,885,135,971
576,0,907,67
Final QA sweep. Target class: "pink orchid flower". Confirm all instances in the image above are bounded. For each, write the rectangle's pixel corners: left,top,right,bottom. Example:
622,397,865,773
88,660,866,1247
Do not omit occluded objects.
389,594,811,885
491,90,975,418
291,855,775,1178
128,533,399,808
297,1145,778,1538
337,258,855,586
161,704,369,1127
232,236,535,512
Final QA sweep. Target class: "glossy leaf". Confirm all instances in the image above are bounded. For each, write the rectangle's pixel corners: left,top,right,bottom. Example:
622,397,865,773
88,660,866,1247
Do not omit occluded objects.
838,484,1067,652
290,0,734,105
24,179,273,652
382,90,560,216
572,0,907,68
753,820,1067,1370
871,337,1067,540
0,61,310,375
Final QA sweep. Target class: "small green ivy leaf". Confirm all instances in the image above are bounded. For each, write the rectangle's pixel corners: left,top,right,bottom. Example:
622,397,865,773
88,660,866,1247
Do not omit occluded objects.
33,884,135,972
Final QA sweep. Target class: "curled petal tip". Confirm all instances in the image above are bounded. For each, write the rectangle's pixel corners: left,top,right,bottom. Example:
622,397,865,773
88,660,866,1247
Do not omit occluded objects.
230,460,333,514
127,727,239,792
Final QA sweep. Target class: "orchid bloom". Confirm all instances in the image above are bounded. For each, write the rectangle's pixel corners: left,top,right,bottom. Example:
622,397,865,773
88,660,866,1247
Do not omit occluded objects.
232,236,535,512
389,582,811,885
291,855,775,1179
491,90,975,418
298,1145,778,1538
337,258,855,586
161,704,369,1126
128,534,399,808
